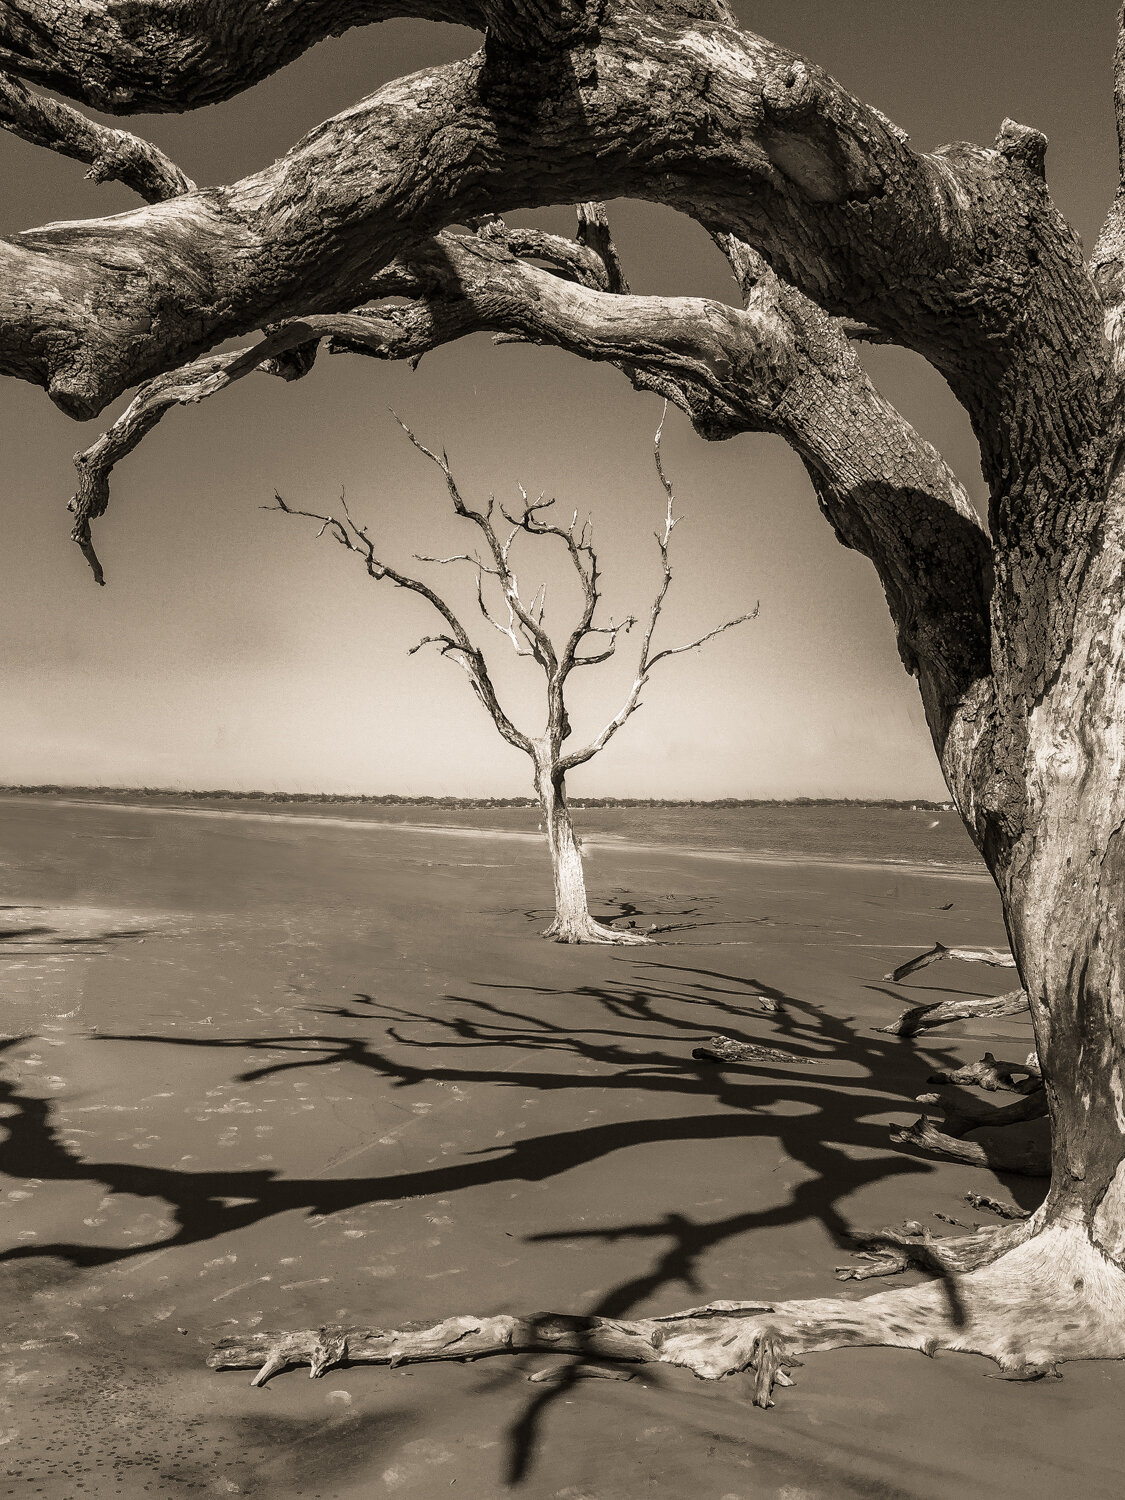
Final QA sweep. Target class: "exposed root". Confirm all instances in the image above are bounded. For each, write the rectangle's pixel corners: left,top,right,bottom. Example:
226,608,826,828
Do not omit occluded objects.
544,914,654,945
968,1192,1033,1221
836,1216,1034,1281
891,1115,1049,1175
878,988,1029,1037
929,1051,1040,1093
888,1046,1049,1175
691,1034,827,1067
208,1225,1125,1406
914,1084,1047,1139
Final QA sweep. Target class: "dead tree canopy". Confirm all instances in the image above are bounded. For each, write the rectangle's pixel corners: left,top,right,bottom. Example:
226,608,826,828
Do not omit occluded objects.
271,415,753,943
9,0,1125,1399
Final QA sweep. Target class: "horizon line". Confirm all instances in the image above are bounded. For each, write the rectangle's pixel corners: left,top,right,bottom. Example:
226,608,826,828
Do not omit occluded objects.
0,784,956,810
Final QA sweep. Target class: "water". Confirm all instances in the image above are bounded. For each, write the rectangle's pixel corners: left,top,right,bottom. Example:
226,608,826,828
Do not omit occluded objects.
5,793,985,874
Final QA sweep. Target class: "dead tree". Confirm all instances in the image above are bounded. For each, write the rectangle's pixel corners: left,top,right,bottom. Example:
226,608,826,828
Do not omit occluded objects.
8,0,1125,1400
271,417,753,944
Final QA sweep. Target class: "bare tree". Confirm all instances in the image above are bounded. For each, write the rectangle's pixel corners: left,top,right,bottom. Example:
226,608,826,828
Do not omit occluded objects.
8,0,1125,1398
270,416,753,944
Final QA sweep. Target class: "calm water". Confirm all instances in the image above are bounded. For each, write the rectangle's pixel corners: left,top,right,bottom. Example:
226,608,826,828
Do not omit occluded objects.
14,794,985,873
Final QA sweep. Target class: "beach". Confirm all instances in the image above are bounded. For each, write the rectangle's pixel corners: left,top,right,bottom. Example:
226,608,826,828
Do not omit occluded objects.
0,793,1112,1498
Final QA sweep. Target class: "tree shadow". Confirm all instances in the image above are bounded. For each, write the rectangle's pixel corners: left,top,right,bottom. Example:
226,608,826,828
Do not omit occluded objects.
0,957,1041,1483
0,918,154,956
514,889,768,940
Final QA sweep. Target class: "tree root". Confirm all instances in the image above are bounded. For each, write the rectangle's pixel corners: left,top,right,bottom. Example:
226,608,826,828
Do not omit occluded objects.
543,915,654,945
890,1115,1049,1175
886,1048,1049,1175
691,1034,827,1066
914,1084,1047,1139
208,1225,1125,1405
929,1051,1040,1093
878,988,1029,1037
967,1192,1032,1221
835,1215,1034,1281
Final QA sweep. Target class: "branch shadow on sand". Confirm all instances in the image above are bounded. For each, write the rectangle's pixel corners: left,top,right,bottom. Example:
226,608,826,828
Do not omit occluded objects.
0,958,1044,1484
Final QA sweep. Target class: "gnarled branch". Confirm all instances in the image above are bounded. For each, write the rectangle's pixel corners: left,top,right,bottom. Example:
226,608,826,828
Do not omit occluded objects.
0,73,195,202
69,212,992,791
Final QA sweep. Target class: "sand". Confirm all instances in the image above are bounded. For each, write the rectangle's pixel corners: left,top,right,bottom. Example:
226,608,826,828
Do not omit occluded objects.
0,795,1115,1499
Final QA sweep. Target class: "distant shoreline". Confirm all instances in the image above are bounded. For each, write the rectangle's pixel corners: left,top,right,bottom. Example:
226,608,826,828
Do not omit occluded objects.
0,789,986,879
0,784,955,811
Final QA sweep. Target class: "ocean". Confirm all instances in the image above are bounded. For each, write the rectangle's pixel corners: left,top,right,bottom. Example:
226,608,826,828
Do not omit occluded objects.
3,792,985,874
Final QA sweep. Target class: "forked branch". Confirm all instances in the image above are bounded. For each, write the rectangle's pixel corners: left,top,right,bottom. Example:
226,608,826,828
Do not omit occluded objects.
66,213,990,796
561,410,756,772
268,486,531,756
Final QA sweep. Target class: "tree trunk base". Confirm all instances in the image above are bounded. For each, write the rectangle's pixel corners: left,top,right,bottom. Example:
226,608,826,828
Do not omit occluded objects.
543,914,653,945
208,1223,1125,1405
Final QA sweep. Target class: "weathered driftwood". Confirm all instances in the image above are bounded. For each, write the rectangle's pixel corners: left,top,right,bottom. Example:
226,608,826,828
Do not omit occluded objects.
967,1193,1033,1222
880,943,1028,1035
879,989,1030,1037
691,1034,827,1066
210,1210,1125,1400
930,1052,1041,1094
891,1117,1049,1178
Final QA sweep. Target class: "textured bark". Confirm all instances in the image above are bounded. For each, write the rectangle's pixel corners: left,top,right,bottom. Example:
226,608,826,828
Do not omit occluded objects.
691,1034,828,1066
535,755,648,945
209,1221,1125,1402
0,0,1106,438
0,1,732,114
72,221,991,781
890,1116,1049,1178
884,943,1017,984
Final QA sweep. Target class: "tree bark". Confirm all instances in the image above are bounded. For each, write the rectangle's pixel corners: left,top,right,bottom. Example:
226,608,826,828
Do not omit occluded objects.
993,472,1125,1261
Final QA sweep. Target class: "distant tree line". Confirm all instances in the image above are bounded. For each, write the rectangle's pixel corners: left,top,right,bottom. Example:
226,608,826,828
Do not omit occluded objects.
0,786,953,811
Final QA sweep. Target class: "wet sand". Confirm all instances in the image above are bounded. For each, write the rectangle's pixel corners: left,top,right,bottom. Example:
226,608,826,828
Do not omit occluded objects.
0,796,1115,1498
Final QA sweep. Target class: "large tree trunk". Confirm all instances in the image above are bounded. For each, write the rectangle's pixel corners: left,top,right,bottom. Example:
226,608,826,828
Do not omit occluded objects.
991,482,1125,1274
533,749,648,945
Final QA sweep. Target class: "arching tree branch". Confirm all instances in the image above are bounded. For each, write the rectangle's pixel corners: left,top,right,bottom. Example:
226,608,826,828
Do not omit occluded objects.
68,212,993,804
0,0,1104,455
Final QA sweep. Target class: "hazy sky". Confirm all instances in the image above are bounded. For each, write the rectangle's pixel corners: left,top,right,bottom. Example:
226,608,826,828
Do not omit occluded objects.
0,1,1117,800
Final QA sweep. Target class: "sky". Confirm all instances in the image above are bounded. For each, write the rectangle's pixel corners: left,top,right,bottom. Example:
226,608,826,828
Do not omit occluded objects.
0,1,1118,801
